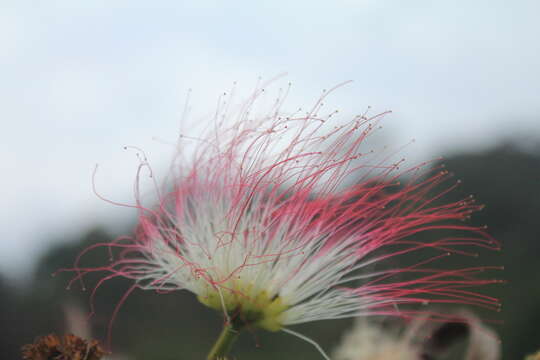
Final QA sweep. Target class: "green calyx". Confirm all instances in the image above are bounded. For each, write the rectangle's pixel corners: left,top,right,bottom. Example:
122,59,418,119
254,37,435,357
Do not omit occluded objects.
198,287,288,332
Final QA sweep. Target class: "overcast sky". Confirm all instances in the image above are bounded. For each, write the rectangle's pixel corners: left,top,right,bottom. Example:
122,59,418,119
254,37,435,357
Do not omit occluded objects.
2,1,539,281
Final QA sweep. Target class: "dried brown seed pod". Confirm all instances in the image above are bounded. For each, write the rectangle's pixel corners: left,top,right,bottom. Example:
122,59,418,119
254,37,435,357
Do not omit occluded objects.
21,333,106,360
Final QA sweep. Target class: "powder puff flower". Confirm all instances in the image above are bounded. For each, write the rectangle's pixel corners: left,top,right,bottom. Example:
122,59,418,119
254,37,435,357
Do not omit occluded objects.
332,310,501,360
67,81,500,359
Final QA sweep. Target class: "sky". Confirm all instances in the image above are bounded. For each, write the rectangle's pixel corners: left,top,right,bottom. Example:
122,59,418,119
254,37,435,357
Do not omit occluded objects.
2,0,539,281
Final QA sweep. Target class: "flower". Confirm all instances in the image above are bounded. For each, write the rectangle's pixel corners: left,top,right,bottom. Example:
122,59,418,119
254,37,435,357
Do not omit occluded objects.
67,81,500,358
332,310,501,360
21,334,106,360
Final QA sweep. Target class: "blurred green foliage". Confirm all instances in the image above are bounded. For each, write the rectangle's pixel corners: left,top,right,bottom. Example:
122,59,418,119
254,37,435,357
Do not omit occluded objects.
2,142,539,359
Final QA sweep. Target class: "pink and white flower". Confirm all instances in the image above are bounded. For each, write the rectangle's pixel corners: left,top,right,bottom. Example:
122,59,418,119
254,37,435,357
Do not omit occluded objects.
68,81,500,357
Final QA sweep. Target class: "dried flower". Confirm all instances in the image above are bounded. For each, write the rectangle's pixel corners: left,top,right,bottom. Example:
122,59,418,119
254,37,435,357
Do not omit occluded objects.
66,81,500,359
21,333,106,360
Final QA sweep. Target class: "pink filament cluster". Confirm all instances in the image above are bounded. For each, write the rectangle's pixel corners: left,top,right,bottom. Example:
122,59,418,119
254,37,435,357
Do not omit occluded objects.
63,81,501,337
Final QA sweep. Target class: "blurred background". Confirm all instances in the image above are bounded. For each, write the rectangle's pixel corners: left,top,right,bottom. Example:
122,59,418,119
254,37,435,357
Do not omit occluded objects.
1,1,539,359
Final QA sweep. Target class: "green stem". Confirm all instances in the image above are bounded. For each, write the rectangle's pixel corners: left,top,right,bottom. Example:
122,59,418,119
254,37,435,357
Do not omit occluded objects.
207,323,240,360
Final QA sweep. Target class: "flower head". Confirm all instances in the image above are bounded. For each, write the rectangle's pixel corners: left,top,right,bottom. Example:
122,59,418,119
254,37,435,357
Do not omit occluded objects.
67,81,500,356
21,334,106,360
333,310,501,360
